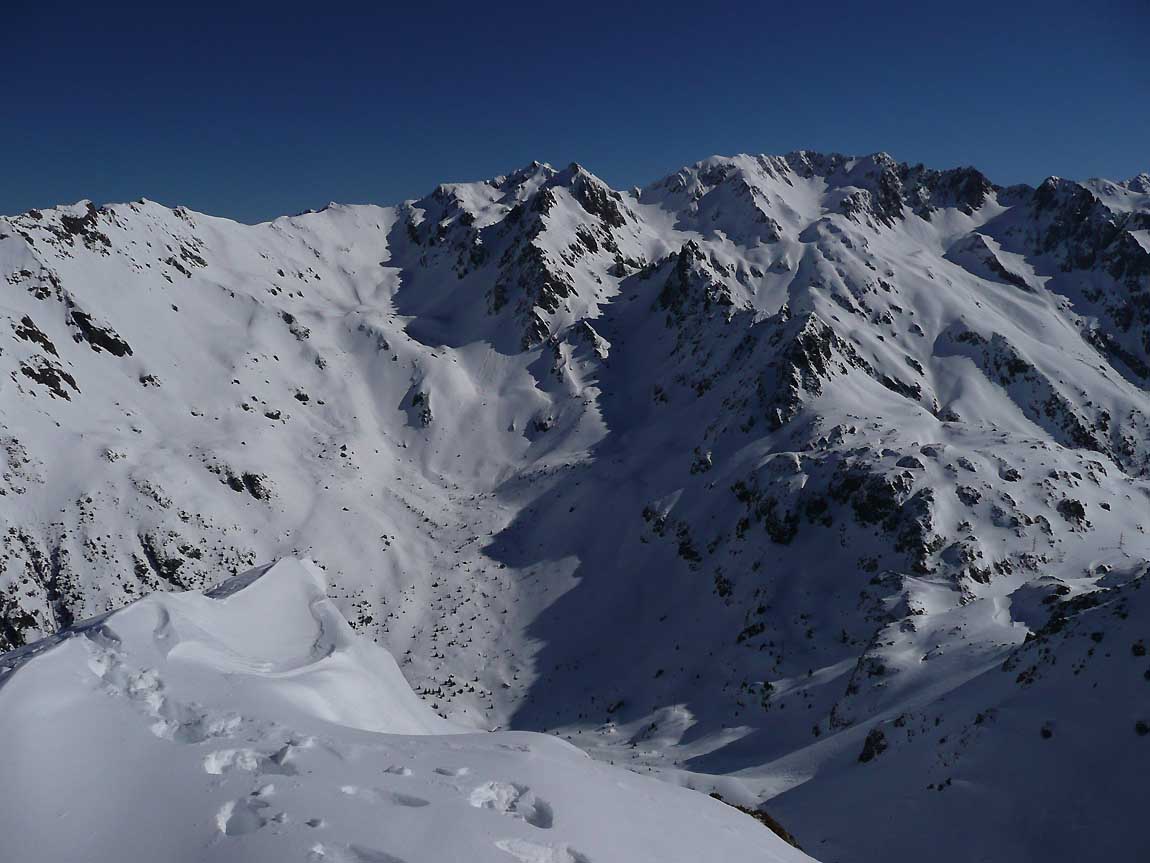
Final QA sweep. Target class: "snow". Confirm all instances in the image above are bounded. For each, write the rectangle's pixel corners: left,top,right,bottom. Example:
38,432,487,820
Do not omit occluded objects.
1,149,1149,863
0,559,812,863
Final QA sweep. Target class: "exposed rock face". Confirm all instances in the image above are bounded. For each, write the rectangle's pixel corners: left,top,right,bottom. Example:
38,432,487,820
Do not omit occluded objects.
69,309,133,356
857,727,888,763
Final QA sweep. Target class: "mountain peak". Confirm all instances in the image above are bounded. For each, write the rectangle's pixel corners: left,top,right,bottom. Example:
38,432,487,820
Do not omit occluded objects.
1127,171,1150,193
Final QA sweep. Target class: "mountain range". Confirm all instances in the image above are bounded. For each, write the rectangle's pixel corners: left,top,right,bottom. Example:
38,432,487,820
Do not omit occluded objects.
2,151,1149,862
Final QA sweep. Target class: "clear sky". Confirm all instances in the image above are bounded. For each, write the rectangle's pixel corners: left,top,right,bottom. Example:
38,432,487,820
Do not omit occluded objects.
6,0,1148,223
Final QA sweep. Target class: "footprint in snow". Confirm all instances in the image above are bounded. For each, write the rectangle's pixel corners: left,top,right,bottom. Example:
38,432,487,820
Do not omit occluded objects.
469,781,553,828
85,635,245,745
433,766,469,776
203,743,300,776
216,797,284,836
494,838,590,863
339,785,430,807
308,842,408,863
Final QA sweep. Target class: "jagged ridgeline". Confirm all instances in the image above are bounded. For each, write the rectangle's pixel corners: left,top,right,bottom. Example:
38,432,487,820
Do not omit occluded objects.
2,151,1149,863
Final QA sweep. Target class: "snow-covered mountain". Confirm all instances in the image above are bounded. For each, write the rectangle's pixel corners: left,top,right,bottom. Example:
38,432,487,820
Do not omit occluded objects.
2,151,1149,862
0,558,810,862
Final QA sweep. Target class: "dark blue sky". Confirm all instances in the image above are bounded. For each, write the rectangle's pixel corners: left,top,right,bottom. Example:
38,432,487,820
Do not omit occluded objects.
7,0,1148,223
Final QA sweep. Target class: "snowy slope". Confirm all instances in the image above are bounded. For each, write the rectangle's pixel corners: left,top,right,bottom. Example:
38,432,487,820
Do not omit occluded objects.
2,151,1149,862
768,564,1150,863
0,558,812,863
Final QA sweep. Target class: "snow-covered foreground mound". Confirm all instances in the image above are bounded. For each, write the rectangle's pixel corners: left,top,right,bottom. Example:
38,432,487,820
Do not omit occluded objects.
0,558,812,863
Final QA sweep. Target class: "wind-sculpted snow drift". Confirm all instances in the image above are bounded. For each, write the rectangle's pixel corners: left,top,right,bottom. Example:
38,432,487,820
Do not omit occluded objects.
0,558,812,863
1,152,1149,862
